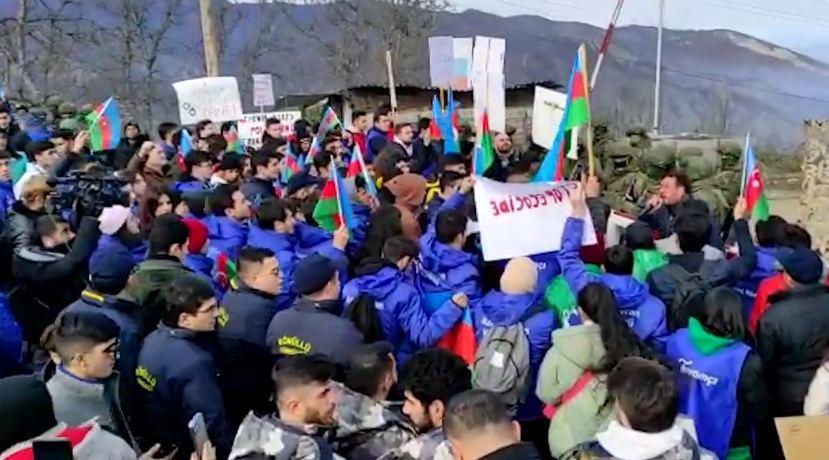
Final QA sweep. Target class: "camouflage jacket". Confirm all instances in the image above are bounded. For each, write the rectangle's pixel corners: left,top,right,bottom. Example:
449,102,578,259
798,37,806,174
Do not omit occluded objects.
330,383,417,460
376,427,453,460
229,413,344,460
560,425,714,460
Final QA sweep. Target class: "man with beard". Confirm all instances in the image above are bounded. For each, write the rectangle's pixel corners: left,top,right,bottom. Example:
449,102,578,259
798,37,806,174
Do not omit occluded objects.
379,349,472,460
230,354,344,459
483,132,517,183
90,205,145,272
10,214,100,344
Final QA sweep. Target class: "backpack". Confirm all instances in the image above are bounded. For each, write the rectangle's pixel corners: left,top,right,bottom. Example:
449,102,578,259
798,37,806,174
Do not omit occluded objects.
472,303,548,412
344,293,386,343
663,261,718,331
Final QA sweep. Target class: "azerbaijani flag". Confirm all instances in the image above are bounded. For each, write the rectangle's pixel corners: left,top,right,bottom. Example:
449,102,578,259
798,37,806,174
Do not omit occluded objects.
741,133,770,221
85,97,121,152
433,90,460,154
533,47,591,182
473,111,494,176
437,309,477,365
312,160,357,233
429,96,443,140
179,129,193,157
317,107,341,137
346,143,377,197
208,248,238,291
280,142,301,183
225,125,244,154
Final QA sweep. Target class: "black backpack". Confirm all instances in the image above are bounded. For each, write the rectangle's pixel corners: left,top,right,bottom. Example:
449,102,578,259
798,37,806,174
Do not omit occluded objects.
663,261,718,331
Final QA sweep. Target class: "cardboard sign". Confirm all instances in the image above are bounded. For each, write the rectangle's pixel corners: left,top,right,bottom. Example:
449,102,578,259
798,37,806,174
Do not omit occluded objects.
236,111,301,150
532,86,567,149
775,416,829,460
172,77,243,125
474,177,597,261
429,36,454,88
252,73,274,107
451,38,473,91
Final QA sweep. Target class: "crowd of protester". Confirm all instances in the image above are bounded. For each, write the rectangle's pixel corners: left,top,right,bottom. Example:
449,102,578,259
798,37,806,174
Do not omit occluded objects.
0,98,828,460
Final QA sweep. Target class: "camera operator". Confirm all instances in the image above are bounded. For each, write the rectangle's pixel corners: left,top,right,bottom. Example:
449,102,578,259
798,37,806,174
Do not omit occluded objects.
0,175,51,288
8,200,102,346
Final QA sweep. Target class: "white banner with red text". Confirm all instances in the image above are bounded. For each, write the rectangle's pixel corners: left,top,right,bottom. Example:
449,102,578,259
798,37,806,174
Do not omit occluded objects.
474,177,597,261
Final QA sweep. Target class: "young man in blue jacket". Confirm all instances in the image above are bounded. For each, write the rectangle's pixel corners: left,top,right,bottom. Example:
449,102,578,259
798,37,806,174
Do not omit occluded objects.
471,256,556,427
247,198,349,311
135,274,233,460
204,184,250,263
173,150,212,193
342,236,467,365
419,180,480,311
733,216,786,317
559,188,668,350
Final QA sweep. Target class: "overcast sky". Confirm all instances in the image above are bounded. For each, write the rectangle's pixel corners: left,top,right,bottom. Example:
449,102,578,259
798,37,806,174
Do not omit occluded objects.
452,0,829,53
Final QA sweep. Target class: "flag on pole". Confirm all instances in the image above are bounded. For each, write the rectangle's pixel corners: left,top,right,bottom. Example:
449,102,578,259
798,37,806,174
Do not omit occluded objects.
433,89,459,154
473,111,494,176
741,133,770,221
533,48,591,182
84,97,122,151
225,125,244,154
346,143,377,197
429,96,443,140
179,129,193,157
312,160,358,233
317,107,341,137
420,266,477,365
303,136,321,167
280,142,302,183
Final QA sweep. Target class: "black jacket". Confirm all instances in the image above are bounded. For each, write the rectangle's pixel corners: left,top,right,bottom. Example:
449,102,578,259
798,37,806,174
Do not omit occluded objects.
0,201,45,286
647,218,756,328
266,297,363,365
8,216,100,343
638,197,725,249
733,351,774,456
113,135,150,170
217,285,278,426
386,139,435,175
756,284,829,416
480,443,542,460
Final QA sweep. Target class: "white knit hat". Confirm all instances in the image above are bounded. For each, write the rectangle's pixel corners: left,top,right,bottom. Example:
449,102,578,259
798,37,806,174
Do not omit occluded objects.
98,205,131,235
500,257,538,295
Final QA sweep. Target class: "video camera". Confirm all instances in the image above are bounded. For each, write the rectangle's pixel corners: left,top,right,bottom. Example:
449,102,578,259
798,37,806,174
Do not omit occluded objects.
48,170,129,224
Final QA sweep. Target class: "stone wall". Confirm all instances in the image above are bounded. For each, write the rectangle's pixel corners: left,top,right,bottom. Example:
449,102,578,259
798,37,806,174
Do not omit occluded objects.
802,120,829,255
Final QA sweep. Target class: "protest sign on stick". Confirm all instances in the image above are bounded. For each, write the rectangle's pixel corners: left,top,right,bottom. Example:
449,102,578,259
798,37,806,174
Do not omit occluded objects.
474,177,597,261
252,73,274,108
531,86,567,149
237,111,301,150
172,77,243,125
429,36,454,88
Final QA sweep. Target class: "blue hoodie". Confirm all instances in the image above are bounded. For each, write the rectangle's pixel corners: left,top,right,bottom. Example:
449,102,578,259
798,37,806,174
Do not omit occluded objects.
559,217,668,351
0,181,14,226
247,223,349,312
342,262,462,365
173,176,208,193
734,246,778,317
205,215,248,263
184,253,226,301
471,291,556,421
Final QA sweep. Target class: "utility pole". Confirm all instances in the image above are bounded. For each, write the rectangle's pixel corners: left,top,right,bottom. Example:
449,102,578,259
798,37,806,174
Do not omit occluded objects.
652,0,664,135
199,0,220,77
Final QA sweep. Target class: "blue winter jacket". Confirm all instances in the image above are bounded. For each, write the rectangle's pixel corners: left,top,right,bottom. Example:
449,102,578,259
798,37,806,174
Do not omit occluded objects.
734,246,778,317
418,192,480,310
64,289,141,386
184,253,225,301
348,204,371,254
204,215,248,263
89,234,145,274
342,261,463,365
364,127,389,162
0,181,14,227
559,217,668,350
173,176,208,193
471,291,556,421
247,224,349,311
136,325,233,457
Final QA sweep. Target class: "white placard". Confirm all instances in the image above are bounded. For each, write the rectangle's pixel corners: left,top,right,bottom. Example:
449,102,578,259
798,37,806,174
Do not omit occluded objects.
474,177,597,261
487,72,506,133
487,38,506,75
237,111,301,150
451,37,473,91
472,72,488,131
472,36,491,75
532,86,567,149
252,73,274,107
172,77,243,125
429,36,454,88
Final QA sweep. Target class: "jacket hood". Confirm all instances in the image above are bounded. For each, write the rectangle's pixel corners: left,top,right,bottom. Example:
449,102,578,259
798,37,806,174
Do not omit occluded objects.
688,318,737,355
420,231,475,274
351,265,402,300
601,274,648,310
184,253,214,275
205,215,246,240
551,323,606,369
480,291,539,326
247,225,294,253
229,413,319,460
384,173,426,208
